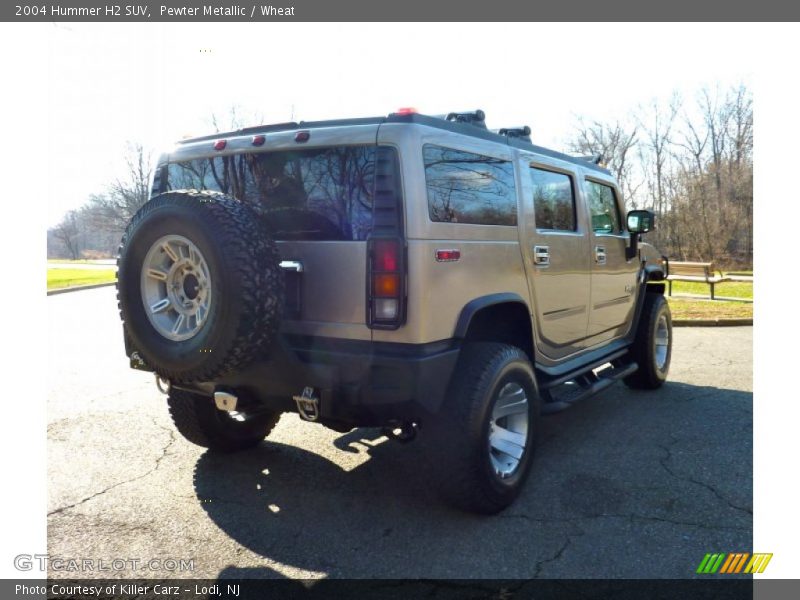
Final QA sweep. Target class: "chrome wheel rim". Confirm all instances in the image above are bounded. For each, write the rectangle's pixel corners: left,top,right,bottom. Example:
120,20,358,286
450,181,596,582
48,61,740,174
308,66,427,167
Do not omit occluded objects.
654,313,670,371
488,382,529,479
140,234,212,341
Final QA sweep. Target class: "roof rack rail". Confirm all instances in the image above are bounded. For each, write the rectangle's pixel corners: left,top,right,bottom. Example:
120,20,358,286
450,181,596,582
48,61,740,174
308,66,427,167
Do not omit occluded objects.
497,126,532,142
577,154,604,165
444,110,487,129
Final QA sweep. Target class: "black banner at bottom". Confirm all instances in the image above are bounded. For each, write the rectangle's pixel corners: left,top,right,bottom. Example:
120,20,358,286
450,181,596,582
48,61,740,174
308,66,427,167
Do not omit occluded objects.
3,578,766,600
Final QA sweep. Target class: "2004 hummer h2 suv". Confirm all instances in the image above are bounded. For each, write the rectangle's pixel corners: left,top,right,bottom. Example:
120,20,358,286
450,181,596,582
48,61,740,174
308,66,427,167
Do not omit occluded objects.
117,109,671,514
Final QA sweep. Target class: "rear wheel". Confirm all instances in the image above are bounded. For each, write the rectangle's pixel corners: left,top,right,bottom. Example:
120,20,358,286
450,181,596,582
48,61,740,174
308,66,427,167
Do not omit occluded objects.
429,343,540,514
167,389,281,452
624,293,672,389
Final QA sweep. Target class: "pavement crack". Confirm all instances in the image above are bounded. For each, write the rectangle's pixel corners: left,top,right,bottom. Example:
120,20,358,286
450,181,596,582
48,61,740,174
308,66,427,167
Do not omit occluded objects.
48,419,177,517
657,435,752,516
533,537,571,578
500,511,748,532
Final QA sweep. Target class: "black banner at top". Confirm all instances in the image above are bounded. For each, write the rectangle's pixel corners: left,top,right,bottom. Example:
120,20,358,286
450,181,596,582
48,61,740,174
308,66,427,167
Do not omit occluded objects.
4,0,800,21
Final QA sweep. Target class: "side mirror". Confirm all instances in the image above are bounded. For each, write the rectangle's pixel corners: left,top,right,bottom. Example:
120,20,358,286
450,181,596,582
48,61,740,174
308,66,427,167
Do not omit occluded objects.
625,210,655,260
627,209,655,234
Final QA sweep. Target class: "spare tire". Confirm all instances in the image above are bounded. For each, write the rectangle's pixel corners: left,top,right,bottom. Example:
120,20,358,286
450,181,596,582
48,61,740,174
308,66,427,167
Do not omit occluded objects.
116,190,284,383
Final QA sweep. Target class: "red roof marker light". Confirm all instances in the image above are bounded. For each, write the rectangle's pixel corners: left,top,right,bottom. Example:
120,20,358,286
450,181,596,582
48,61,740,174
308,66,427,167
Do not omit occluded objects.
213,139,227,151
252,135,266,146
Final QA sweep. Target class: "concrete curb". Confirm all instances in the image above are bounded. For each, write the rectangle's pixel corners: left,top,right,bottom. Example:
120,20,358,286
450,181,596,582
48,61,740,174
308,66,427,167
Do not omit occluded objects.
673,318,753,327
47,282,116,296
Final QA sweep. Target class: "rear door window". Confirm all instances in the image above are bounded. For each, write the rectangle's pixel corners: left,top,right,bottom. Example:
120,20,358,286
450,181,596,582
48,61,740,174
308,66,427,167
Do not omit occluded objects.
529,167,576,231
167,146,377,241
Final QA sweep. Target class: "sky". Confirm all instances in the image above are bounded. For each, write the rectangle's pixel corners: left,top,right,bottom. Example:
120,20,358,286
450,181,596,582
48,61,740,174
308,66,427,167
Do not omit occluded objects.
45,22,756,226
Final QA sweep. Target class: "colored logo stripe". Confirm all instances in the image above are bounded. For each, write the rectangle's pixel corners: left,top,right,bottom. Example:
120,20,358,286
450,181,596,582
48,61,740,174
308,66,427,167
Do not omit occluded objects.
697,553,725,574
744,553,773,574
720,553,749,573
697,553,773,574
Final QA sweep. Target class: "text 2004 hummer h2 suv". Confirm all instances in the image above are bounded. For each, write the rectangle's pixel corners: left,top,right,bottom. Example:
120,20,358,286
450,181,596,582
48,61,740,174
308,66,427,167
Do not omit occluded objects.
117,109,671,514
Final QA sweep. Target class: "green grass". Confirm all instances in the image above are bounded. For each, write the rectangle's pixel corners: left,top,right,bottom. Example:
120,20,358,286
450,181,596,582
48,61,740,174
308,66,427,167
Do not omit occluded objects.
667,297,753,320
48,259,91,264
47,269,116,290
668,279,753,300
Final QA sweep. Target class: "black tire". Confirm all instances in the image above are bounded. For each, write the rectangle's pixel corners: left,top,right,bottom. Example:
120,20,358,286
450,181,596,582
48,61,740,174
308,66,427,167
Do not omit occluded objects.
116,190,284,383
624,293,672,389
167,389,281,452
429,343,541,514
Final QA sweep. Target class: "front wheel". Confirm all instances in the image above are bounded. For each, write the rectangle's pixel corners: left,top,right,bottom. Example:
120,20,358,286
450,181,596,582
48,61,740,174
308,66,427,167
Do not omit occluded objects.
624,293,672,389
428,343,540,514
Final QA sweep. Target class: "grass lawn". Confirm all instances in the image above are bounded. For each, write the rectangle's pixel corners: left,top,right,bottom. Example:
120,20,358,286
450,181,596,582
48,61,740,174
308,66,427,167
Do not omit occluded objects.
47,268,116,290
667,297,753,321
668,279,753,300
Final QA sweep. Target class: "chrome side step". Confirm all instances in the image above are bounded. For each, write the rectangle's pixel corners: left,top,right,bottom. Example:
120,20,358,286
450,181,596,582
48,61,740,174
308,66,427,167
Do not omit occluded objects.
541,361,638,415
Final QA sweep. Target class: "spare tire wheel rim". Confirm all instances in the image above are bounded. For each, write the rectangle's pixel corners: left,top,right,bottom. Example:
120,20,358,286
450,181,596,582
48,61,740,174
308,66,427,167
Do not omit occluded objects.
141,234,213,341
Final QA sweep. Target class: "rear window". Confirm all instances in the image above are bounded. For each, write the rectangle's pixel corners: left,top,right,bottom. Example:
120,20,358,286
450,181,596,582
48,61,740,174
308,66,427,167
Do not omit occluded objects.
166,146,377,241
423,145,517,226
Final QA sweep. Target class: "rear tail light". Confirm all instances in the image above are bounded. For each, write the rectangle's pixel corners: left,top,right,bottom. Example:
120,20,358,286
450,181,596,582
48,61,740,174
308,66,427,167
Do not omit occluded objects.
367,238,405,329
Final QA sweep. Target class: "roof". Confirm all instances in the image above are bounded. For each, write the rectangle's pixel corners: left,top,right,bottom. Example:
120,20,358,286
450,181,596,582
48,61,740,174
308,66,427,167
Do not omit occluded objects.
177,112,611,175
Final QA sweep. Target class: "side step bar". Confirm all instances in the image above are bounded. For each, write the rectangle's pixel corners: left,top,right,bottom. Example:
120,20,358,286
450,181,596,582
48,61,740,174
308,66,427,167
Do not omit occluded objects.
541,360,638,415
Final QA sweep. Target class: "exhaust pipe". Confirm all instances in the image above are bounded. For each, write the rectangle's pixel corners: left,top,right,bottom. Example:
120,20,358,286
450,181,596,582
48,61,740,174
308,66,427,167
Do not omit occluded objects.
382,421,418,443
214,390,238,412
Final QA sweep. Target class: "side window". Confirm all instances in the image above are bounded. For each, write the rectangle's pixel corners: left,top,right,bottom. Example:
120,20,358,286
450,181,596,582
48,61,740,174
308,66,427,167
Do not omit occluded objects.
529,167,576,231
423,145,517,226
585,180,621,234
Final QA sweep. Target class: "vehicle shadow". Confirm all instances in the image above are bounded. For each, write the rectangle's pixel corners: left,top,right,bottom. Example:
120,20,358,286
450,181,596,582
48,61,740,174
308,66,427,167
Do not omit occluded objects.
192,425,459,578
192,380,752,579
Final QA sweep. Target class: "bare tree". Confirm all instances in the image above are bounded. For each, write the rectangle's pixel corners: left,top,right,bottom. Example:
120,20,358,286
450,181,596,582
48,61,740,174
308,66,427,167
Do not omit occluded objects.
85,142,153,232
566,84,751,268
209,105,265,133
568,118,641,205
666,84,752,264
52,210,81,259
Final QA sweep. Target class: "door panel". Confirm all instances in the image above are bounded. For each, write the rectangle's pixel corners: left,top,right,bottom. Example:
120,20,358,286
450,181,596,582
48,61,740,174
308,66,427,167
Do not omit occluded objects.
584,179,638,343
520,160,591,360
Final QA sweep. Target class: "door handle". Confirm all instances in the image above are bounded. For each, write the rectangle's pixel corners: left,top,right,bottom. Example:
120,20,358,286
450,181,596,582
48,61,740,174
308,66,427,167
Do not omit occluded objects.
594,246,606,265
279,260,304,272
533,245,550,266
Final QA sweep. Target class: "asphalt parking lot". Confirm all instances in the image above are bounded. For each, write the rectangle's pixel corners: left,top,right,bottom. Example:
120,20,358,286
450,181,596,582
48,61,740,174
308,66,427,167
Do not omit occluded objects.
47,287,752,579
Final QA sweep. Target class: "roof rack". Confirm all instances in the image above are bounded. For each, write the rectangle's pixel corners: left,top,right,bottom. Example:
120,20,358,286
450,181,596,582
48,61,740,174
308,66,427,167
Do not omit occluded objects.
577,154,604,165
443,110,487,130
497,126,532,142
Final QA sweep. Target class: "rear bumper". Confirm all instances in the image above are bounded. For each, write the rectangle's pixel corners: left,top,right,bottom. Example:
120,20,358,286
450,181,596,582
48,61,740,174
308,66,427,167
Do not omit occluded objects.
174,335,461,426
